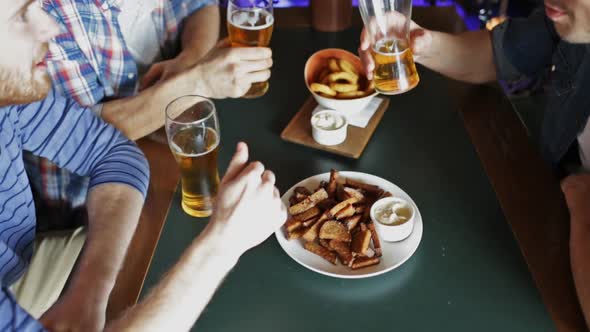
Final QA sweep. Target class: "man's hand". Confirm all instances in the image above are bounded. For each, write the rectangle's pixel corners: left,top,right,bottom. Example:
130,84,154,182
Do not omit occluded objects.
40,289,106,332
207,142,287,258
189,39,273,99
561,173,590,221
359,17,431,80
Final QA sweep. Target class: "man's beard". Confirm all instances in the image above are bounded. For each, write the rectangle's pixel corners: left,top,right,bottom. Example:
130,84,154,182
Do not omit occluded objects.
0,67,52,107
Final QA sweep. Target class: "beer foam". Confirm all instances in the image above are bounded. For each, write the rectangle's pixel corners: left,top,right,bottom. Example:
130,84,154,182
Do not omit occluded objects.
171,127,219,157
230,9,273,30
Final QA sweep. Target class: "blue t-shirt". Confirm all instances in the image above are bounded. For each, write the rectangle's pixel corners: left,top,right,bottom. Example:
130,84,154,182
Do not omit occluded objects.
0,89,149,330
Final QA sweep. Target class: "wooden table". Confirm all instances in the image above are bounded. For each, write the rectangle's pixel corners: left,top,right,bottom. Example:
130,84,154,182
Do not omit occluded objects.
106,6,586,331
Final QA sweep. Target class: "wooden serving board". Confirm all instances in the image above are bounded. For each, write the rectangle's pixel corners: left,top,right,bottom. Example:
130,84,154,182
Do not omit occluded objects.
281,96,390,159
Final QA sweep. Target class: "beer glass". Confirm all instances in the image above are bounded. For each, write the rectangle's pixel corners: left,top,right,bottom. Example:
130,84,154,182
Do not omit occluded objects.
358,0,420,95
227,0,274,98
165,96,220,218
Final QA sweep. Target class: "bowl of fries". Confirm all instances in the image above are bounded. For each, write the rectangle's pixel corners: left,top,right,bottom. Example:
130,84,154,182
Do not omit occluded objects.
304,48,377,114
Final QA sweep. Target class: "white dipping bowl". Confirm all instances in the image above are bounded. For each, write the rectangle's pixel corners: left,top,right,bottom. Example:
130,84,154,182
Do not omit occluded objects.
311,110,348,146
370,197,415,242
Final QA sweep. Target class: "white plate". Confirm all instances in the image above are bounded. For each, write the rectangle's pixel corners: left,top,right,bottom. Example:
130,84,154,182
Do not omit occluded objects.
275,171,423,279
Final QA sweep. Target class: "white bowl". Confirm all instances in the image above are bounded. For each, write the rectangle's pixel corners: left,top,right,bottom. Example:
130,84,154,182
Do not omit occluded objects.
311,110,348,146
304,48,378,116
370,197,415,242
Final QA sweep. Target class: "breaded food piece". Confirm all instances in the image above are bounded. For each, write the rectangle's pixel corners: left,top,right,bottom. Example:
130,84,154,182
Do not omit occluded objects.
289,188,328,215
339,58,359,76
328,58,341,72
350,256,380,270
317,198,338,210
330,83,359,93
366,222,383,257
327,169,339,197
310,83,337,97
355,205,366,214
319,220,351,242
329,240,353,265
284,218,302,232
304,242,337,264
317,68,331,83
294,206,322,222
286,227,307,240
351,229,372,255
302,218,325,242
343,187,366,202
328,71,359,84
302,216,320,227
343,214,362,231
334,204,356,220
345,178,382,194
329,198,358,217
319,239,333,251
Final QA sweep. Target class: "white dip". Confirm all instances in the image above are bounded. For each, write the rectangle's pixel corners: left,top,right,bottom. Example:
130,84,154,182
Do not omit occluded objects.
312,112,345,130
374,199,412,225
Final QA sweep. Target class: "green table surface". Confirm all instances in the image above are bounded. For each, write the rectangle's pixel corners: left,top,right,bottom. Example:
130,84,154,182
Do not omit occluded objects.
142,27,555,331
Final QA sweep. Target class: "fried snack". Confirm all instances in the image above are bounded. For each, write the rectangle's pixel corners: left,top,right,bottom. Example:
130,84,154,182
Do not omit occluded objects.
294,186,312,196
302,218,325,242
294,206,321,222
328,58,341,72
286,227,307,240
330,83,359,93
302,216,320,227
345,178,382,195
336,91,366,99
343,214,362,231
317,68,331,83
329,198,358,217
284,218,302,232
334,204,355,220
350,256,380,270
304,242,337,264
319,220,351,242
380,191,394,198
310,83,337,97
364,80,375,94
289,188,328,215
328,71,359,85
343,187,366,202
327,169,339,197
366,222,383,257
319,238,333,250
351,229,372,255
284,170,390,271
329,240,353,265
339,58,358,76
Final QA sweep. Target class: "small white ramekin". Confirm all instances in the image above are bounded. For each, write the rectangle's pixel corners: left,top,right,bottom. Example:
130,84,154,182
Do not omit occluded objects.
310,110,348,146
370,197,415,242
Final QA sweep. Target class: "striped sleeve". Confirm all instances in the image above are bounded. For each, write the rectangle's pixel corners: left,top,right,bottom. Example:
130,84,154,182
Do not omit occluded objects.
0,288,45,331
17,89,149,197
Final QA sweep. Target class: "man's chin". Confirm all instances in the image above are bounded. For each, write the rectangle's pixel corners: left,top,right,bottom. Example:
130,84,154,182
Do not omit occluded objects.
0,82,51,107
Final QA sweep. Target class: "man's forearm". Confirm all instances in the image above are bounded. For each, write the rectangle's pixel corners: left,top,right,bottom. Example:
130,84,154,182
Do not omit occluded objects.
419,30,496,84
106,225,238,332
180,4,220,61
565,174,590,326
64,183,144,306
100,71,203,140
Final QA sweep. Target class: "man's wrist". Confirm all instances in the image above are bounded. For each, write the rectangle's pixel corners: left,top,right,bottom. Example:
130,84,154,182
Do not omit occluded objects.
187,224,242,270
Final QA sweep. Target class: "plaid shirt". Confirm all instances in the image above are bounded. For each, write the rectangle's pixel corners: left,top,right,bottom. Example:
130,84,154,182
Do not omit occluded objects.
25,0,215,208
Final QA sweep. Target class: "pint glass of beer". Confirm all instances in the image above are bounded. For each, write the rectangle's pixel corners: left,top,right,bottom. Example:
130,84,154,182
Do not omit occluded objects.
165,96,220,218
227,0,274,98
358,0,420,95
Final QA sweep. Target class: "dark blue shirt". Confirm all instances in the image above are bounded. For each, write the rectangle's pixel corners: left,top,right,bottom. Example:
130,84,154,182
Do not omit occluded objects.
492,9,590,170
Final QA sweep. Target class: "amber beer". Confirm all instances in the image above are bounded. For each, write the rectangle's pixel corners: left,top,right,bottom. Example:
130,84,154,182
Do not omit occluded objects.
171,126,220,218
228,8,274,98
371,38,420,95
